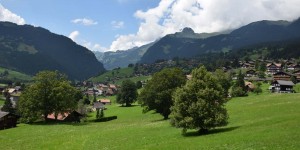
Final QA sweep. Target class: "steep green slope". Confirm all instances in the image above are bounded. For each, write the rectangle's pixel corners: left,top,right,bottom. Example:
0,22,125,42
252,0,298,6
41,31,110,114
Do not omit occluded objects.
95,42,154,70
0,22,105,80
0,66,32,82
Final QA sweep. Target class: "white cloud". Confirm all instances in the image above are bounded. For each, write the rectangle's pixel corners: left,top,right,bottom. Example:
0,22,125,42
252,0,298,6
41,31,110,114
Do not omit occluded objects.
68,31,107,52
109,0,300,51
71,18,98,26
0,4,25,25
68,30,80,41
82,41,108,52
111,21,124,29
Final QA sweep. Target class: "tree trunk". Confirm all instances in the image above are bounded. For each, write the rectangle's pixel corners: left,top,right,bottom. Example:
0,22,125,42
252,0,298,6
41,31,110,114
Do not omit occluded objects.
44,113,48,122
163,115,169,120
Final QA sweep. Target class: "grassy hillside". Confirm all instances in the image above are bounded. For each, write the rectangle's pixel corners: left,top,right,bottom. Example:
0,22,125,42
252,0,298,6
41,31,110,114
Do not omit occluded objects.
89,67,150,85
1,90,300,149
0,67,32,82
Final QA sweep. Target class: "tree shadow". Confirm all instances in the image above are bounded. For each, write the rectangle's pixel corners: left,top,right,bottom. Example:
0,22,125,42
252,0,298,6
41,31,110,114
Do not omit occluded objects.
118,104,140,107
29,121,89,126
93,116,117,122
183,126,240,137
151,118,169,122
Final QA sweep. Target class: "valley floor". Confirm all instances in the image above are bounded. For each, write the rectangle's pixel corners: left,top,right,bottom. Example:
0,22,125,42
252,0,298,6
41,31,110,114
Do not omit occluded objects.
1,92,300,149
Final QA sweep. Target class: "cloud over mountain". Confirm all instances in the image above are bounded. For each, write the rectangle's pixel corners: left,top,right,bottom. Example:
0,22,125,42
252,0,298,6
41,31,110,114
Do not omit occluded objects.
0,4,25,25
109,0,300,51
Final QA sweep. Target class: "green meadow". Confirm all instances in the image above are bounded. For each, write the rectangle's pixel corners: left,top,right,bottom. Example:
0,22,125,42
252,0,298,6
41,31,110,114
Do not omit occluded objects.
1,91,300,149
0,67,32,82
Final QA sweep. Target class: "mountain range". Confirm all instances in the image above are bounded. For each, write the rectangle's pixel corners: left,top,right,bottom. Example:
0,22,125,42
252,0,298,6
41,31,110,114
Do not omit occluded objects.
0,22,105,80
96,18,300,68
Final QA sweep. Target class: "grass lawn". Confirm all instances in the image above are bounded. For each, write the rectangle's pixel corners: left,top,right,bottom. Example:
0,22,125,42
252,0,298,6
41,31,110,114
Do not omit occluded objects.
1,92,300,149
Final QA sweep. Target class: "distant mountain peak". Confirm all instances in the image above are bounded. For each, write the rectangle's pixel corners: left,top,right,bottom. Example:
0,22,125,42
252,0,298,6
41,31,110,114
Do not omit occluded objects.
181,27,195,34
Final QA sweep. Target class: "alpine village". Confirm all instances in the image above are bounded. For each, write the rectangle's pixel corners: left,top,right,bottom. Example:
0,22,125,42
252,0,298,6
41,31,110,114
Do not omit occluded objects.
1,1,300,149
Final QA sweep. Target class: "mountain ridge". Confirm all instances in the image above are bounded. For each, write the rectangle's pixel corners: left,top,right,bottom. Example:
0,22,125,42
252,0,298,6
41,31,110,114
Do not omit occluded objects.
139,18,300,63
0,21,105,80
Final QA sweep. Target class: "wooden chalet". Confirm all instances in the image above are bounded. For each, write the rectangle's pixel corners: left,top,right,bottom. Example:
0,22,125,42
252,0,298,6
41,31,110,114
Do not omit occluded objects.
273,71,296,81
240,62,254,69
47,111,83,122
0,111,19,130
246,69,257,77
287,64,300,71
270,80,295,93
266,63,282,74
293,70,300,82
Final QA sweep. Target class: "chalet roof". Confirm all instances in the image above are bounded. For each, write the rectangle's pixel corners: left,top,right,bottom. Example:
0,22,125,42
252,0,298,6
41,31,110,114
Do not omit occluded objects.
8,88,16,94
100,99,111,103
276,80,295,86
266,63,281,67
274,71,296,77
0,111,9,118
47,111,82,121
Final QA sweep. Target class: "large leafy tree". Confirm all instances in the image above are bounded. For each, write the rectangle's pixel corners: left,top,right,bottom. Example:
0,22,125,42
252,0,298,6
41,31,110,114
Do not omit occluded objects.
17,71,79,123
170,66,228,134
138,68,186,119
116,79,138,107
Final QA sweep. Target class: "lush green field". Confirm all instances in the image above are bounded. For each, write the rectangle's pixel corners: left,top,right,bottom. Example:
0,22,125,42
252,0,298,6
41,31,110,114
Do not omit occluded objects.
1,91,300,149
0,67,32,82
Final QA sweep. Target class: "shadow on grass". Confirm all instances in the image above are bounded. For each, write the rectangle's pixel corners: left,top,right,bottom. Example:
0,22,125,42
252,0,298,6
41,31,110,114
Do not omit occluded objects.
151,118,169,122
183,126,240,137
118,104,140,107
93,116,118,122
29,121,89,126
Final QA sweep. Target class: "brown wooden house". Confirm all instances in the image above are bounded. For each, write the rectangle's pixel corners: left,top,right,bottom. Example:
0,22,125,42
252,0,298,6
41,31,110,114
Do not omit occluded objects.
0,111,19,130
273,71,296,81
293,70,300,82
246,69,257,77
270,80,295,93
266,63,282,74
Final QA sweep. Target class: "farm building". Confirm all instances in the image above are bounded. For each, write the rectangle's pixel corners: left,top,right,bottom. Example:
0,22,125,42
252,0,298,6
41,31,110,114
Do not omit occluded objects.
0,111,19,130
270,80,295,93
47,111,83,122
99,99,111,105
273,71,296,81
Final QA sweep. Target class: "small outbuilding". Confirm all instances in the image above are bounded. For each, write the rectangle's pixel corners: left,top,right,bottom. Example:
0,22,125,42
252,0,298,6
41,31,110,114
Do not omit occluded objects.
99,99,111,105
0,111,19,130
270,80,295,93
47,111,83,122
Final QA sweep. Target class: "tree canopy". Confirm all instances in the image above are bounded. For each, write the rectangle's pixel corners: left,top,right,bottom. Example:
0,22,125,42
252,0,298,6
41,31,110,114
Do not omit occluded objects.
17,71,79,123
170,66,228,134
138,68,186,119
116,79,138,107
231,70,248,97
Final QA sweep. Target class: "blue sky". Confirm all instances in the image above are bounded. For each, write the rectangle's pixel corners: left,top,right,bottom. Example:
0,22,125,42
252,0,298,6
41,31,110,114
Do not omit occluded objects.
1,0,300,52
